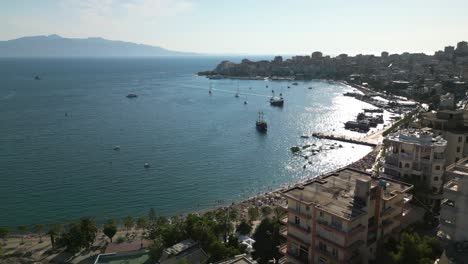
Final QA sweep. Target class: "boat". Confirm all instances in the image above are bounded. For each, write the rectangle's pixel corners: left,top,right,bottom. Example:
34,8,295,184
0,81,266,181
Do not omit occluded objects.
209,84,212,95
34,76,41,80
270,96,284,107
235,81,240,98
144,163,150,168
300,135,309,139
292,82,298,85
113,146,121,151
126,93,138,98
308,87,313,89
256,112,267,132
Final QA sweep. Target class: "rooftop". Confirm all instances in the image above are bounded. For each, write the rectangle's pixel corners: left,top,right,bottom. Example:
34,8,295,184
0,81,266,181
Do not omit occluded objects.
386,129,447,146
281,168,412,221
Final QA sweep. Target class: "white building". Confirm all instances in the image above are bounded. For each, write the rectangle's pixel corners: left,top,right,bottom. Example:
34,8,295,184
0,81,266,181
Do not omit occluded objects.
383,129,447,207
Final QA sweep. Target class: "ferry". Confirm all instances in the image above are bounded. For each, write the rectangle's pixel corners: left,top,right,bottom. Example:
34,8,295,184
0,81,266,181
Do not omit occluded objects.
270,96,284,107
126,93,138,98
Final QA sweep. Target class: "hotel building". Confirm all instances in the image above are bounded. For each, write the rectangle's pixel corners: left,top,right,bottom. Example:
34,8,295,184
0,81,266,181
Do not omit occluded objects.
279,168,413,264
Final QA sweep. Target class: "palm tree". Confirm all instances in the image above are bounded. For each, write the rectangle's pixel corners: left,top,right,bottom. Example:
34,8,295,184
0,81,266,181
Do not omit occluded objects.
0,227,10,245
103,220,117,243
136,217,148,231
17,225,28,244
47,224,63,249
33,224,44,243
123,216,134,234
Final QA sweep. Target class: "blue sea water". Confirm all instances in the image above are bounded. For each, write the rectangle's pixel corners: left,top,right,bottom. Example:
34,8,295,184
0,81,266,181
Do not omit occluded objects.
0,57,374,227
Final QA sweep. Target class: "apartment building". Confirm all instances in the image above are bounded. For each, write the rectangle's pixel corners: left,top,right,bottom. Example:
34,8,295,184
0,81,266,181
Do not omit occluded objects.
279,168,413,264
419,109,468,165
439,156,468,242
383,129,447,207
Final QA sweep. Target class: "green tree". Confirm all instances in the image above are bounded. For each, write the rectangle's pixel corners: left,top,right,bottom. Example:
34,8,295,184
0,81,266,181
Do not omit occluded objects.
136,217,148,230
248,207,259,223
261,206,273,218
47,224,63,249
123,216,134,234
148,208,157,224
252,218,282,264
33,224,44,243
390,232,442,264
61,218,98,253
0,227,9,245
17,225,28,244
149,239,164,262
236,220,252,236
103,220,117,243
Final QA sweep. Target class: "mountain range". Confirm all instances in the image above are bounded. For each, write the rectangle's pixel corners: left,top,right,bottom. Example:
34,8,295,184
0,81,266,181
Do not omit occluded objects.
0,35,197,57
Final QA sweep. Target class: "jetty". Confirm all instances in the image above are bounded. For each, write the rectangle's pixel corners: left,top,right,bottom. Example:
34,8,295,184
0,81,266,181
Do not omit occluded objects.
312,132,377,147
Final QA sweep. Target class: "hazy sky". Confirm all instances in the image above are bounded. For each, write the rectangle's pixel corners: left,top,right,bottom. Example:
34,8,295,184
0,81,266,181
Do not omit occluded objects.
1,0,467,55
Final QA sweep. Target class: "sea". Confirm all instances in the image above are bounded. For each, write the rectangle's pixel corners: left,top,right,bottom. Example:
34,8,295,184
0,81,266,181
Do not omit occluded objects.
0,57,377,227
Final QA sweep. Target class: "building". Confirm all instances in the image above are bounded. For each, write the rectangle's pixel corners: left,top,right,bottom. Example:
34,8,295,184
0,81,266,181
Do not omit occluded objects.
159,239,208,264
440,157,468,241
419,110,468,165
214,254,257,264
383,129,447,207
439,93,455,110
438,157,468,263
279,168,413,264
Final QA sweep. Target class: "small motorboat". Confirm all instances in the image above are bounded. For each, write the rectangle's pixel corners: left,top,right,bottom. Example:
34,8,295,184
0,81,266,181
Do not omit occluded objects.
300,135,309,139
144,163,150,168
34,76,41,80
113,146,121,151
308,87,313,89
126,93,138,98
270,96,284,107
244,101,248,105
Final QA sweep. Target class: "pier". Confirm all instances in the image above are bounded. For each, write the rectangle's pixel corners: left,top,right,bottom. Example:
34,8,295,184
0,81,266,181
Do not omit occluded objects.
312,132,378,147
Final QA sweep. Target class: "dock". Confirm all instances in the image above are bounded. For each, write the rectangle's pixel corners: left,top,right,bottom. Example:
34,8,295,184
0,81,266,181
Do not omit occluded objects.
312,132,378,147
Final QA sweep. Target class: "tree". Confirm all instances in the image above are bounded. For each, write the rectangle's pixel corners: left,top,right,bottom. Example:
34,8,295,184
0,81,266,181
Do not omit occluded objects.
123,216,134,234
33,224,44,243
136,217,148,231
61,218,98,253
47,224,63,249
148,208,157,224
390,232,442,264
248,207,259,223
0,227,9,245
252,218,282,264
103,220,117,243
149,239,164,262
17,225,28,244
261,206,273,218
236,220,252,236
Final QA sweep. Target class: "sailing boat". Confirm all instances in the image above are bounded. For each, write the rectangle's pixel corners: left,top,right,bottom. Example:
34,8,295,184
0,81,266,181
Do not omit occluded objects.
209,83,212,95
235,81,240,98
256,112,267,132
244,95,248,105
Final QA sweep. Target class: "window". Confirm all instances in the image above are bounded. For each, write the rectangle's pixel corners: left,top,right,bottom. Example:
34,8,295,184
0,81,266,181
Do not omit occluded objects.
332,248,338,258
331,216,342,230
435,165,441,170
466,136,468,143
457,147,461,153
296,203,301,212
459,136,463,143
306,206,310,211
434,176,439,181
399,162,402,168
295,216,300,225
404,163,410,168
319,211,324,217
456,157,460,162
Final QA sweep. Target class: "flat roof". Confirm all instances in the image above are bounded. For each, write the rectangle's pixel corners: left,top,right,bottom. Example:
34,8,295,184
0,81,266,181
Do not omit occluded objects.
282,168,413,220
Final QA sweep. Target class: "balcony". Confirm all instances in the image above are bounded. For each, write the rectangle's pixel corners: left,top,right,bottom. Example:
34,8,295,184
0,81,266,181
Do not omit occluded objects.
282,226,311,246
288,222,311,235
314,247,339,262
280,216,288,225
440,200,457,222
279,243,287,255
287,207,312,219
444,180,459,201
439,219,455,238
381,207,396,217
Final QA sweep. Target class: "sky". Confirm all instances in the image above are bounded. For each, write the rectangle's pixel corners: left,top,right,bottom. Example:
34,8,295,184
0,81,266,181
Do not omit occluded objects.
1,0,468,55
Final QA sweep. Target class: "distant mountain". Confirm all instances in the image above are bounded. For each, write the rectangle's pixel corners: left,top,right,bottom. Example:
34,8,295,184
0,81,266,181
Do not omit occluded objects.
0,35,198,57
